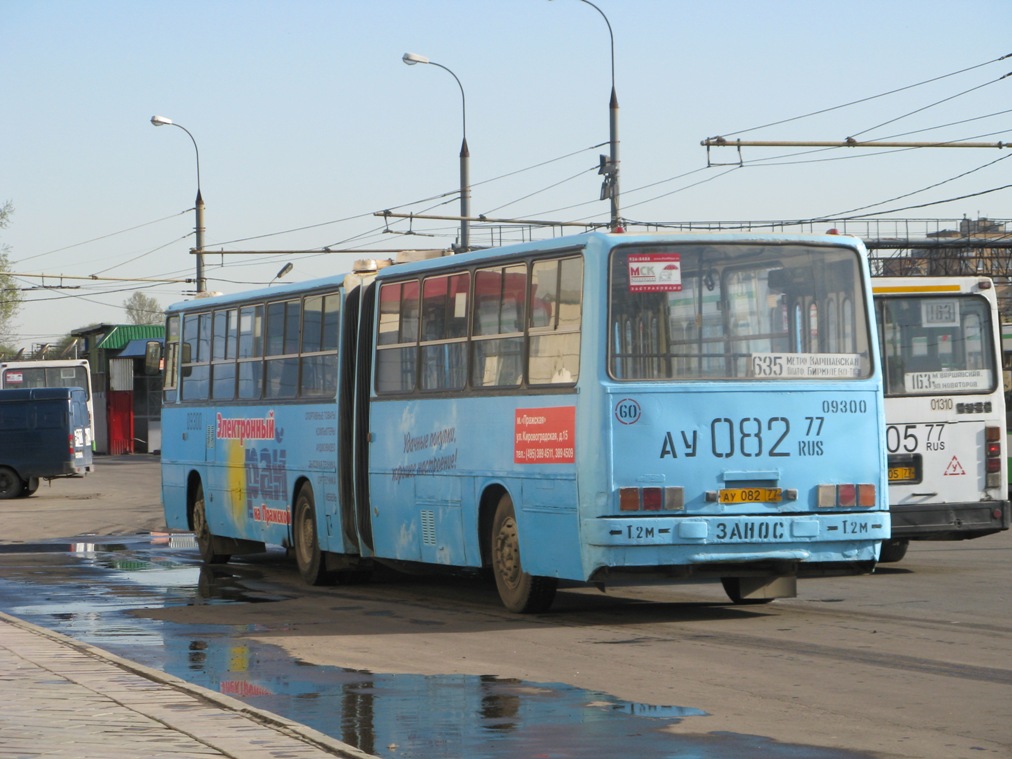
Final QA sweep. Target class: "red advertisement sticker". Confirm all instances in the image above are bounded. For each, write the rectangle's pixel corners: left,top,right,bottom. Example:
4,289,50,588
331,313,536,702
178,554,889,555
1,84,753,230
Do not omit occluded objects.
514,406,576,464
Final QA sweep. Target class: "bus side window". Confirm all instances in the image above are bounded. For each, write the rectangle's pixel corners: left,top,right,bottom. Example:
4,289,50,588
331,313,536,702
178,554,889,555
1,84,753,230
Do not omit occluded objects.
264,300,300,399
212,308,238,401
300,293,340,398
420,273,469,392
181,312,210,401
529,257,582,385
376,281,420,394
471,265,525,388
237,305,264,400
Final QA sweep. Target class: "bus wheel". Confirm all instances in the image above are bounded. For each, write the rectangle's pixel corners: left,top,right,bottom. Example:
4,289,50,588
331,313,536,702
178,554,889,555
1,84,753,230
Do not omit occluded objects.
0,467,21,500
192,483,230,565
294,486,332,585
490,493,557,613
23,478,39,496
878,539,909,563
721,577,776,605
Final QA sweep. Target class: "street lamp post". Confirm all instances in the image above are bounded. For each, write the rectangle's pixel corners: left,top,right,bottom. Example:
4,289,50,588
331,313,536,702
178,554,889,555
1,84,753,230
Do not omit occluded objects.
553,0,620,230
150,115,206,293
402,52,470,252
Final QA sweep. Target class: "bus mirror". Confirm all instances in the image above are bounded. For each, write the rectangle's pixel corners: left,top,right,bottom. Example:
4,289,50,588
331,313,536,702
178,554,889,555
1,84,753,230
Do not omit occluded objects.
144,341,163,376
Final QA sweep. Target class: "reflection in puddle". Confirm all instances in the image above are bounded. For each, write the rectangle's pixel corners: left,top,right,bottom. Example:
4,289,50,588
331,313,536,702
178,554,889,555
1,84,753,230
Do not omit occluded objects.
0,539,873,759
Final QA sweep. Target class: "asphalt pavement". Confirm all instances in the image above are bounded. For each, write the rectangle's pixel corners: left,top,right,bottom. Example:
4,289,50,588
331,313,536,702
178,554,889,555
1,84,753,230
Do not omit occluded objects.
0,610,377,758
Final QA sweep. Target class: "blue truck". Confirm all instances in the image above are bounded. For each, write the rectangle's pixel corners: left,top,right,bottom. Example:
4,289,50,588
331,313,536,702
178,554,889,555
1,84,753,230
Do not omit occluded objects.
0,387,94,498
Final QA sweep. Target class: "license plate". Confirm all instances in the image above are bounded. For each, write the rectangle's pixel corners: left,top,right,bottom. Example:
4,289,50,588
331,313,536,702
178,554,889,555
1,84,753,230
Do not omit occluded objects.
719,487,782,504
888,466,917,482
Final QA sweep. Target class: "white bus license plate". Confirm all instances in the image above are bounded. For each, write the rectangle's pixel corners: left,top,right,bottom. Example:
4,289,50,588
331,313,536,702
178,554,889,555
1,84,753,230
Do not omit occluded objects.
719,487,782,504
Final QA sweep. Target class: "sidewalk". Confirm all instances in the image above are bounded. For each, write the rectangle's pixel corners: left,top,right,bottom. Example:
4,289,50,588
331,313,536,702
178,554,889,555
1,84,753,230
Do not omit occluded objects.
0,611,377,758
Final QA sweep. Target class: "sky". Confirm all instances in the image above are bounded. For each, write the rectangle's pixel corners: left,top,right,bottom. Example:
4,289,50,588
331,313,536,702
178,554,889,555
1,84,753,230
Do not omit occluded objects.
3,0,1010,351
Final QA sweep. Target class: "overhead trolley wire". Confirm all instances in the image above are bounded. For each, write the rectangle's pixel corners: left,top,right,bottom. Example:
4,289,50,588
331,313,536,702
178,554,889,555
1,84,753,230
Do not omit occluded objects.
716,52,1010,138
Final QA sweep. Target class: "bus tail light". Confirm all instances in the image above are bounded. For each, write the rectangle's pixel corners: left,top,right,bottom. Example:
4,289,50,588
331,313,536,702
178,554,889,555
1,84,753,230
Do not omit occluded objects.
68,434,75,456
985,426,1002,487
618,487,684,512
818,484,877,508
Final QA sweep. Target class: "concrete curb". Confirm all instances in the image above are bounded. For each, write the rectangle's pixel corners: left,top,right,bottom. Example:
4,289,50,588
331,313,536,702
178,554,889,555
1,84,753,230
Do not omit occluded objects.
0,610,378,759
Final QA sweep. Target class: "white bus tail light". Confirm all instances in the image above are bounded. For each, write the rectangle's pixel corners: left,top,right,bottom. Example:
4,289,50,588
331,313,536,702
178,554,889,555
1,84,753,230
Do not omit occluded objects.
985,426,1002,488
618,486,684,512
818,484,877,508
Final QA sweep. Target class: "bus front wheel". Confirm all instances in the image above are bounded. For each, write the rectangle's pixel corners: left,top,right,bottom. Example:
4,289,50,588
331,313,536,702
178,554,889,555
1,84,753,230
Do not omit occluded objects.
490,493,557,613
0,467,21,500
294,486,332,585
192,483,230,565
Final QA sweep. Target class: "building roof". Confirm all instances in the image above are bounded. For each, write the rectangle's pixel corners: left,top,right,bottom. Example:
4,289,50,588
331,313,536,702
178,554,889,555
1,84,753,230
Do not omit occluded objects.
93,325,164,351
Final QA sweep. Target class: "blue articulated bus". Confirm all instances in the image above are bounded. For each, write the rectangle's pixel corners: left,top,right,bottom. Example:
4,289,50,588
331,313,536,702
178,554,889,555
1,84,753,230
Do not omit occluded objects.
159,231,889,612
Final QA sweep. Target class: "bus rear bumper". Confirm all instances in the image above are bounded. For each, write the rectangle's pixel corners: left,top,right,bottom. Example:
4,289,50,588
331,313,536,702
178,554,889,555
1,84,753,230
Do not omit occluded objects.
585,512,890,547
582,512,888,578
889,499,1010,540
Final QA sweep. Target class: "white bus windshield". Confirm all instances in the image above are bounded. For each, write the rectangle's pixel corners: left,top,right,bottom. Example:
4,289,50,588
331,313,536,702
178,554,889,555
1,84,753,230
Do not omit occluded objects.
877,293,997,396
1,364,91,399
609,243,872,381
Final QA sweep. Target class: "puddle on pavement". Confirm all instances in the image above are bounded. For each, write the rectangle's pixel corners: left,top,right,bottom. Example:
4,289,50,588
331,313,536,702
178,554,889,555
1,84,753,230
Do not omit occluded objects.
0,538,872,759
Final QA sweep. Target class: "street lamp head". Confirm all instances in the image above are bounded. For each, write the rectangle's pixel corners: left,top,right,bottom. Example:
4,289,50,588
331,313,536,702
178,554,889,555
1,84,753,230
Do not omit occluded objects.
269,262,294,286
402,52,429,66
150,115,173,127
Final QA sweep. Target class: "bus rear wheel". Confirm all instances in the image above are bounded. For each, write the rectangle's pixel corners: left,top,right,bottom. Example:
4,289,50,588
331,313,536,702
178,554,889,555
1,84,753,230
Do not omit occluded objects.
0,467,21,500
721,577,777,605
878,539,909,563
192,483,230,565
294,486,333,585
490,493,556,613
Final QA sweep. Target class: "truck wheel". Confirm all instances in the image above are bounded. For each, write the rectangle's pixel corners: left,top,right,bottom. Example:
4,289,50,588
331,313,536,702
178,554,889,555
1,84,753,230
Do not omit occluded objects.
0,467,21,500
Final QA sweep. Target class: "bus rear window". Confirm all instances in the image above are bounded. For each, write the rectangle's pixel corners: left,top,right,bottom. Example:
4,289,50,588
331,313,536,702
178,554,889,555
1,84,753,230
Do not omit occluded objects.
609,243,872,381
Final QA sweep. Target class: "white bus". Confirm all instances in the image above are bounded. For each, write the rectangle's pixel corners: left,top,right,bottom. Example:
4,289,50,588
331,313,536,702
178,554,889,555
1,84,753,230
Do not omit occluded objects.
873,277,1010,561
0,359,95,446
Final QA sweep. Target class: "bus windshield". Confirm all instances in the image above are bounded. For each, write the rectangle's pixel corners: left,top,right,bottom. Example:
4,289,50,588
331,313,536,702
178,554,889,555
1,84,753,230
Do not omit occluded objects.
876,293,996,397
1,364,91,399
609,242,871,381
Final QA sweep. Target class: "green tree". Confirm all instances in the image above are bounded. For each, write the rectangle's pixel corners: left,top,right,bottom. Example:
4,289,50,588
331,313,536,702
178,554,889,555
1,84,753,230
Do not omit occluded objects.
123,291,163,325
0,200,24,344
